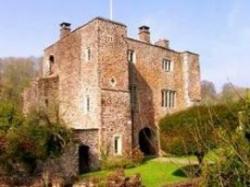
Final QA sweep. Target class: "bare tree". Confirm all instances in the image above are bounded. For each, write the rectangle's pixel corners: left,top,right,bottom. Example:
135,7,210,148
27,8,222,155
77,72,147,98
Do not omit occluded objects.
220,82,247,103
0,57,41,104
201,80,217,105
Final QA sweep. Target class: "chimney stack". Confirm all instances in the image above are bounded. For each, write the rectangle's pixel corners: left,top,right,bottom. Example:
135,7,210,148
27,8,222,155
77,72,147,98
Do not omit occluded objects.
139,26,150,43
155,39,170,48
60,22,71,39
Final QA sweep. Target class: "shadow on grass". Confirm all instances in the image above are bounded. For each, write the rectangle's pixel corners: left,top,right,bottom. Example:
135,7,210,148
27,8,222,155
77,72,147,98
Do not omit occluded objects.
172,164,201,178
142,155,157,163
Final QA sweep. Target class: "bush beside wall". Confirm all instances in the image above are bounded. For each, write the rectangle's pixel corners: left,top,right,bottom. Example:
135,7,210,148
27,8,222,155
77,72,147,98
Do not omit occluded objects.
159,103,241,157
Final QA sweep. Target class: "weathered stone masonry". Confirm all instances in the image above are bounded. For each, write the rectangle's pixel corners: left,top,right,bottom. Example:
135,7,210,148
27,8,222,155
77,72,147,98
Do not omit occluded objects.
23,17,201,173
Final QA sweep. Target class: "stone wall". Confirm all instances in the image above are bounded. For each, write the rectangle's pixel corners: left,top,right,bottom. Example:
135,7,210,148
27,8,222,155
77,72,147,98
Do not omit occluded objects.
22,75,59,119
97,19,132,155
44,20,101,130
126,38,187,152
42,130,100,178
38,76,59,121
75,129,100,170
181,52,201,107
101,90,132,155
22,80,39,114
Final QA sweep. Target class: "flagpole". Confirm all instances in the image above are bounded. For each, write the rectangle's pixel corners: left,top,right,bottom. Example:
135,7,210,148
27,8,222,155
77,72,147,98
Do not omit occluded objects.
110,0,113,20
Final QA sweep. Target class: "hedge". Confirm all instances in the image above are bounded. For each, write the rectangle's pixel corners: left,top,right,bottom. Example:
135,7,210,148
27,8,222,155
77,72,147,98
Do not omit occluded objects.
159,102,242,156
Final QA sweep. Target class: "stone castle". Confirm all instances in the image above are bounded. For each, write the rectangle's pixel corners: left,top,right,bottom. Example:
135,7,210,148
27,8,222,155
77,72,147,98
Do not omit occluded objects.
23,17,201,173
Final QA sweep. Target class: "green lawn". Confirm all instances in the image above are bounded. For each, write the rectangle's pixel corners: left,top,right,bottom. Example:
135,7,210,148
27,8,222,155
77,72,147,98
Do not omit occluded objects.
81,158,190,187
126,160,188,187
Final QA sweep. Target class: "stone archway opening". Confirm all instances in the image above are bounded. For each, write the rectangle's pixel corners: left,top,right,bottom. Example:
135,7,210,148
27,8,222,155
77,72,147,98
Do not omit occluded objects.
139,127,156,156
79,144,90,174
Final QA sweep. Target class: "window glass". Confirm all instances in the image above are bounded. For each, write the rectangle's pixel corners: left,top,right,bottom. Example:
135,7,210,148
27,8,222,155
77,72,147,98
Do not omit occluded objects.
114,135,122,155
161,90,176,108
162,59,172,72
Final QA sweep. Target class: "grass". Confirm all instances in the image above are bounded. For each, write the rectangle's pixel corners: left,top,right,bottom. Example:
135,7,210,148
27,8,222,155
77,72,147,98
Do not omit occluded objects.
81,158,190,187
126,159,188,187
162,155,198,164
163,148,222,164
79,152,219,186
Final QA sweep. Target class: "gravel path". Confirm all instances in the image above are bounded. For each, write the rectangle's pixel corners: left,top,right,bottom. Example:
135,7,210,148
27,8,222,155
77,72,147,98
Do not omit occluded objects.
154,157,199,165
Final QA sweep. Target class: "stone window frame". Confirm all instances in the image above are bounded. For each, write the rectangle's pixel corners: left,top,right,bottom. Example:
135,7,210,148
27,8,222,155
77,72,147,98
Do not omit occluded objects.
48,55,55,75
85,47,91,62
162,58,173,72
113,134,122,155
107,35,113,42
128,49,136,64
161,89,176,108
84,95,90,114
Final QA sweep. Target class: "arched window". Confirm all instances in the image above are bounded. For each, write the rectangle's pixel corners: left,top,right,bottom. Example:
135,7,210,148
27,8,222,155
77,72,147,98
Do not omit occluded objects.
49,55,55,74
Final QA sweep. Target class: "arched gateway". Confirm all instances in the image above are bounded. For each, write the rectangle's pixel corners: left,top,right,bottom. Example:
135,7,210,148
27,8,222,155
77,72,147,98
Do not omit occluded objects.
139,127,156,155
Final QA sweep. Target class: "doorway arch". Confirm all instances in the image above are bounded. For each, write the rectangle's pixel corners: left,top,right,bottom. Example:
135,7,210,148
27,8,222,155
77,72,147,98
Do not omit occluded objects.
78,144,90,174
139,127,156,155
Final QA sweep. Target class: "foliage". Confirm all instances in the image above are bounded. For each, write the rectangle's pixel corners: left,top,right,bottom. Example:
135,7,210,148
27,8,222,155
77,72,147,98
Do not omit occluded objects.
200,80,249,105
219,83,249,104
0,57,41,105
101,150,144,171
0,101,72,177
201,80,217,105
100,147,144,170
0,100,23,131
159,103,241,163
130,147,145,166
201,99,250,186
101,156,135,170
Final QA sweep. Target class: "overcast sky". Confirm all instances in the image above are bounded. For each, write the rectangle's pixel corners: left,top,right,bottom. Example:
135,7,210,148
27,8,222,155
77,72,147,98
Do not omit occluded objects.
0,0,249,90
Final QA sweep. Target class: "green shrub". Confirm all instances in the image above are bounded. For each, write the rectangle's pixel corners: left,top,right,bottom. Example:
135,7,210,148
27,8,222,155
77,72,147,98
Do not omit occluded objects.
0,100,23,131
131,147,144,166
159,103,241,163
201,100,250,186
161,136,186,156
201,131,250,186
0,103,72,176
101,148,144,170
101,156,135,170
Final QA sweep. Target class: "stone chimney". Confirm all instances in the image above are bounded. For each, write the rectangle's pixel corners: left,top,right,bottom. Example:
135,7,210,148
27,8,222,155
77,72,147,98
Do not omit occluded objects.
139,26,150,43
60,22,71,39
155,39,169,48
